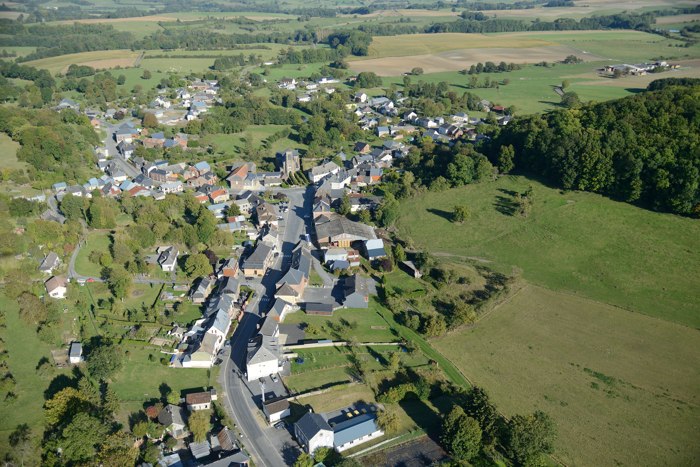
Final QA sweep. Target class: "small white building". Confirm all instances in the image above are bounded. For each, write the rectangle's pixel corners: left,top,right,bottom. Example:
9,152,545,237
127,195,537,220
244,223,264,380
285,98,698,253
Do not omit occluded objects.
263,397,291,424
186,389,217,411
69,342,83,364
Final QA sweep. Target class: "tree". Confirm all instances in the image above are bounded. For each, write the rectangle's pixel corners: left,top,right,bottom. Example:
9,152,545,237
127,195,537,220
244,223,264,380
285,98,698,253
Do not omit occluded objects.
141,70,152,79
453,204,470,223
464,386,500,446
561,79,570,89
61,413,110,463
196,206,217,244
116,74,126,85
561,91,581,109
338,193,351,215
377,407,400,434
377,193,400,227
388,351,401,371
355,71,382,88
393,244,406,262
98,432,139,467
44,387,93,426
411,67,424,75
293,452,314,467
504,411,556,466
188,410,211,442
106,265,132,300
497,144,515,174
86,339,123,381
441,406,482,461
184,253,211,278
143,112,159,128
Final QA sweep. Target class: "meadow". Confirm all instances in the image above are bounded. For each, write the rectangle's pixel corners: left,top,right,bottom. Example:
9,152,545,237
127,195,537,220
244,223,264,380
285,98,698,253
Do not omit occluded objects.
433,284,700,466
25,50,141,74
74,231,111,277
397,176,700,328
0,133,23,170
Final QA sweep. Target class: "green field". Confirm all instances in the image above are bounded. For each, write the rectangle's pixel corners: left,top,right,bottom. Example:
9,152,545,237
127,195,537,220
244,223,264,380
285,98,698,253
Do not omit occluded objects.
25,50,141,74
0,296,65,461
433,284,700,466
74,231,111,277
284,300,399,343
0,133,23,171
397,176,700,328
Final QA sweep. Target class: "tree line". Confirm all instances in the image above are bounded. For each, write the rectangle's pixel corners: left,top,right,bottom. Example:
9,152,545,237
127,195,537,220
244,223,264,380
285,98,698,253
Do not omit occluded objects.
487,82,700,215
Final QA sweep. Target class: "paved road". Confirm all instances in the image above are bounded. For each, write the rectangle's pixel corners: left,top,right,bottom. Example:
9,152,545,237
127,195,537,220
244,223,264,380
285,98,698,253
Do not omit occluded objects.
101,119,140,178
221,186,313,467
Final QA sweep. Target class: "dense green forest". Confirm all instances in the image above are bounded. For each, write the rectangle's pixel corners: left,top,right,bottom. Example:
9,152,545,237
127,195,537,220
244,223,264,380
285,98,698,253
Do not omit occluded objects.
488,83,700,215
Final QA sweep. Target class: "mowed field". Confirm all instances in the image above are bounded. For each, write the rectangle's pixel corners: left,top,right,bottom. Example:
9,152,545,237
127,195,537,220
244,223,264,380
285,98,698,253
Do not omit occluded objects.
397,176,700,328
25,50,141,74
432,284,700,466
0,133,23,170
351,30,695,75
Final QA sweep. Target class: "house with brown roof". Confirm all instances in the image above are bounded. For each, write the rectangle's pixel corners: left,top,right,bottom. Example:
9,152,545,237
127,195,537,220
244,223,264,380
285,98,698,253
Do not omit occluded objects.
263,397,290,424
45,276,68,299
186,389,217,411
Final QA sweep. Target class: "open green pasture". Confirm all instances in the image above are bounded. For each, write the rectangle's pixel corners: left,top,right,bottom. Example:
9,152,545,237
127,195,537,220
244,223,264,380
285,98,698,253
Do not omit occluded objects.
433,284,700,466
74,231,111,277
397,176,700,328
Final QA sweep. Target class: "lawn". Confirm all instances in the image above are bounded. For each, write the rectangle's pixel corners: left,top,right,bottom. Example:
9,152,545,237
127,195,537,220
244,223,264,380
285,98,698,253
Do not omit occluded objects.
432,284,700,467
397,175,700,328
284,299,399,343
74,231,111,277
0,133,24,171
110,344,210,404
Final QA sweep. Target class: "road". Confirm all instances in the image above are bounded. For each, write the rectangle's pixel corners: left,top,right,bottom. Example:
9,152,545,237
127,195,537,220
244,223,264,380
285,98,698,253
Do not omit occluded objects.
101,119,140,178
221,186,313,467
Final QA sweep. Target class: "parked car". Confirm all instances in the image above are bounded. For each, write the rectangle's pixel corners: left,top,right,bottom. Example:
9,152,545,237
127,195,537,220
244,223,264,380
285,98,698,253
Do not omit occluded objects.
271,374,279,383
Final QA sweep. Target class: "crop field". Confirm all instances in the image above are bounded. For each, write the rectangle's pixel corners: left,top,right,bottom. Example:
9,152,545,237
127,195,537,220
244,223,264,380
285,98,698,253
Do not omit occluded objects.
25,50,141,74
397,176,700,328
351,30,696,75
432,284,700,466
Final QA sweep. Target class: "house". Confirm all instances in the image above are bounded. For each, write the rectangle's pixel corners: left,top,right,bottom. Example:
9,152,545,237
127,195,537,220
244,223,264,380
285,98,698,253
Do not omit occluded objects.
190,276,214,304
333,414,384,452
276,149,301,179
263,397,290,424
400,260,422,278
314,214,376,248
219,258,239,278
208,203,229,219
45,276,68,299
295,413,334,454
246,335,280,381
209,188,230,204
114,122,138,143
255,202,280,227
242,243,273,277
308,161,340,184
452,112,469,123
353,142,371,154
68,342,83,364
186,389,217,411
363,239,387,260
344,274,369,309
56,98,79,111
376,126,390,137
158,404,188,438
52,182,68,193
226,162,257,190
353,92,368,103
194,161,211,176
39,252,60,274
157,246,179,272
274,269,307,305
219,276,240,297
189,440,211,460
324,248,348,264
278,78,297,90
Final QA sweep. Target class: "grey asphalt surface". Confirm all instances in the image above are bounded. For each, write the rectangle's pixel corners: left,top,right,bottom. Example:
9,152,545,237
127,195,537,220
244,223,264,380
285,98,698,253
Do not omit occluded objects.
221,186,313,467
101,119,140,178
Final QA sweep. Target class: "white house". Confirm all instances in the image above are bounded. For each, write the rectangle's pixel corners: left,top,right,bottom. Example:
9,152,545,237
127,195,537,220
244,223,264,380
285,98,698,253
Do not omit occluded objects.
295,413,334,454
157,246,179,272
333,414,384,452
246,336,280,382
45,276,67,299
186,390,217,411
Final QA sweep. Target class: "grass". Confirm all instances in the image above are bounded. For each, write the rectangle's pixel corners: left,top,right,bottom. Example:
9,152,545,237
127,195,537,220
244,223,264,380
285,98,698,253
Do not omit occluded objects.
110,344,210,404
74,231,111,277
397,175,700,328
0,296,67,459
283,299,399,343
0,133,24,171
432,284,700,467
25,50,141,74
122,283,163,310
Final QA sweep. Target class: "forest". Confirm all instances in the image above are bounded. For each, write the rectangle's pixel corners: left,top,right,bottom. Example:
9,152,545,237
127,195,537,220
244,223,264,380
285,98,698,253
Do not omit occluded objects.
487,82,700,215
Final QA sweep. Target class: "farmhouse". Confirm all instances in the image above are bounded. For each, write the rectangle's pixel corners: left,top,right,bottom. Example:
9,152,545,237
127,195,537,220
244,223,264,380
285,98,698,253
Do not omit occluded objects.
314,214,377,248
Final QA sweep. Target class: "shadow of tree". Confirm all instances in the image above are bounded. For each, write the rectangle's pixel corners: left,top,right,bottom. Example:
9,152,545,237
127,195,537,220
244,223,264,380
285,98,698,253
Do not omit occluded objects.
427,208,454,222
